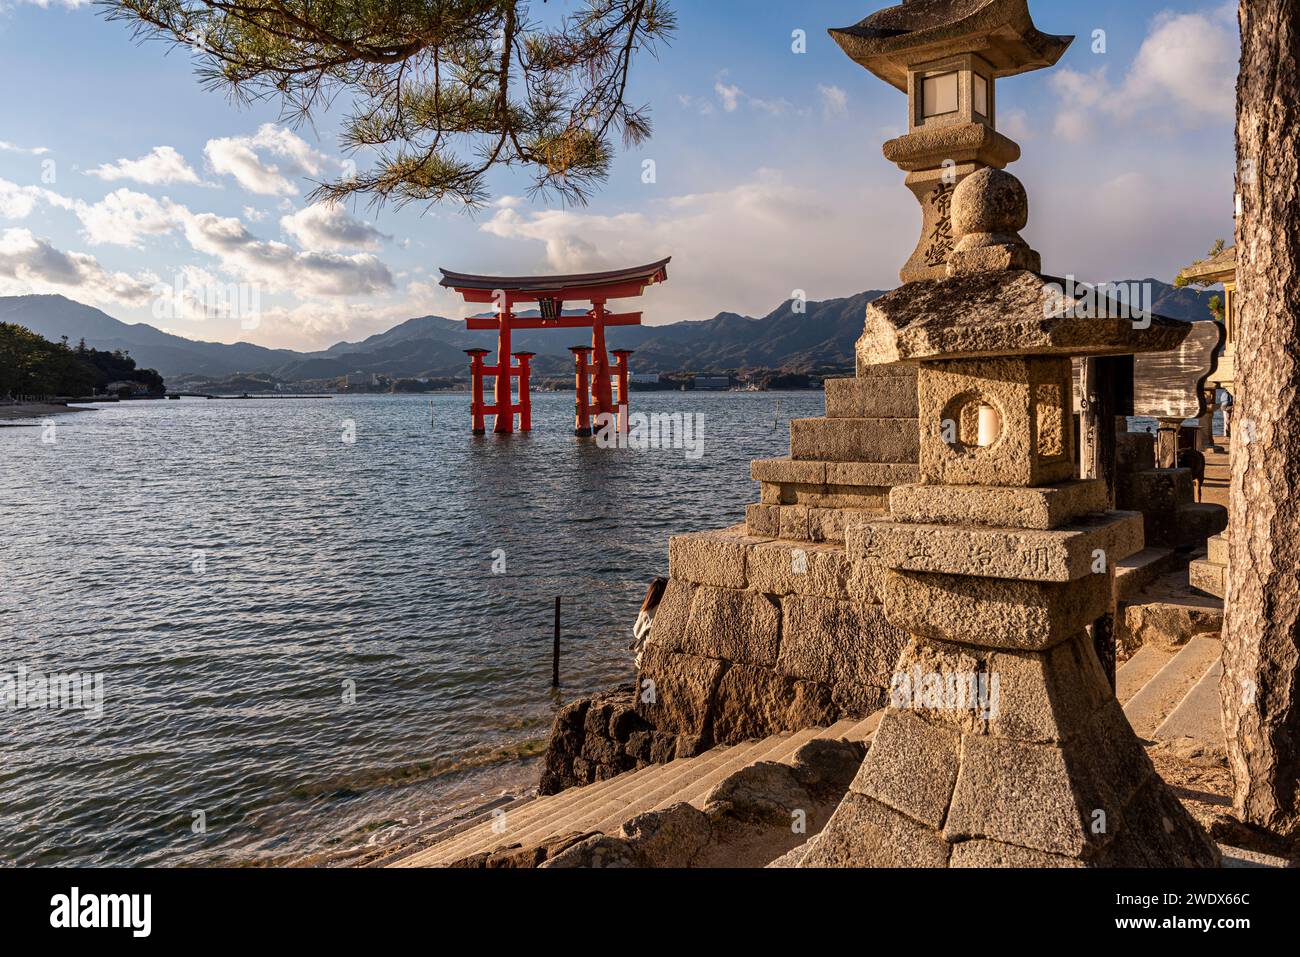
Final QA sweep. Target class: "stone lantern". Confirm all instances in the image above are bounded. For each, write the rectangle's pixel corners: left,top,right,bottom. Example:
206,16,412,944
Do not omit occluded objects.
830,0,1069,283
803,1,1222,867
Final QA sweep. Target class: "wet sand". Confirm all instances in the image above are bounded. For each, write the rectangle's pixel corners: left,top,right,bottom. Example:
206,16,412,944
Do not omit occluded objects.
0,403,96,424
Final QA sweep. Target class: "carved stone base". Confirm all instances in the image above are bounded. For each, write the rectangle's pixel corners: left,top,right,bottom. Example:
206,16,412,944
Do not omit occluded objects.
801,631,1221,867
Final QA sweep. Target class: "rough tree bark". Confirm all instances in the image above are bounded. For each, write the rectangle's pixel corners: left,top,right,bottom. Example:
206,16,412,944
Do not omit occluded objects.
1222,0,1300,835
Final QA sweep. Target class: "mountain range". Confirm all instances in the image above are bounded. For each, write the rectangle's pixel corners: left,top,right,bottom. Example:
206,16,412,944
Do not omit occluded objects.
0,279,1218,383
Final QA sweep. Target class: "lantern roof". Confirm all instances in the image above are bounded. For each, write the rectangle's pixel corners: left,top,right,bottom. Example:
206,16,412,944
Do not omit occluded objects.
830,0,1073,92
857,270,1190,364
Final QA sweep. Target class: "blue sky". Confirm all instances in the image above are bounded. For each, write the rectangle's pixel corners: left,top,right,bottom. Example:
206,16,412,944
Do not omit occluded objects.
0,1,1238,349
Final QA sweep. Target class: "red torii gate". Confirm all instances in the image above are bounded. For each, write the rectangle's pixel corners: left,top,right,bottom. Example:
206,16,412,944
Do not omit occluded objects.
439,258,670,436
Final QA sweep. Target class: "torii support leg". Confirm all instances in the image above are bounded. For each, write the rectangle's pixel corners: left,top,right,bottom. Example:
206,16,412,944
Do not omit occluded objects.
612,349,633,433
591,301,615,417
494,304,515,434
570,347,593,437
513,352,535,433
465,349,490,435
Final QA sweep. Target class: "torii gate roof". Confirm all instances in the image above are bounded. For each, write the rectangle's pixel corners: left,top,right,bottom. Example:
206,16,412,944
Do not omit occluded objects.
439,257,671,302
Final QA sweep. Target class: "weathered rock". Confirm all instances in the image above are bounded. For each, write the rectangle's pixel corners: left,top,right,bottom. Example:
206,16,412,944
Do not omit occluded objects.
789,738,869,794
1118,599,1224,654
619,803,713,867
540,834,643,868
704,761,812,825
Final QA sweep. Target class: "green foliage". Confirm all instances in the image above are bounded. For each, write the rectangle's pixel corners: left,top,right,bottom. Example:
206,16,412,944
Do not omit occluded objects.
104,0,675,209
0,323,164,397
1208,294,1224,322
1174,238,1229,288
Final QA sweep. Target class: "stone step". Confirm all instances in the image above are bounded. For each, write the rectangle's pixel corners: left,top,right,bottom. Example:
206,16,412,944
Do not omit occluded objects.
1155,658,1225,752
657,729,825,818
1208,533,1229,566
824,376,918,419
751,458,920,488
1142,502,1229,551
1115,643,1176,706
831,711,883,744
1219,845,1291,868
1114,547,1178,600
1189,558,1227,599
480,742,752,860
1122,634,1223,738
746,503,886,544
392,711,898,868
404,759,678,867
1177,503,1230,545
789,418,920,464
423,751,711,866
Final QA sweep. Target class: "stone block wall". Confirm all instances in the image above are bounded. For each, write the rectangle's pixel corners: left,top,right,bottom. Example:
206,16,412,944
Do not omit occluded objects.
632,527,908,751
538,368,922,795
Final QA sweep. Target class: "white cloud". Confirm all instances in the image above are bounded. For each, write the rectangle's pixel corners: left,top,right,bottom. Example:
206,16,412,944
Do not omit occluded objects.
86,146,200,186
479,169,908,324
0,140,50,155
1121,3,1238,120
0,177,60,220
715,79,742,113
73,188,179,247
204,124,328,196
177,209,393,297
0,227,157,305
280,203,388,253
818,84,848,118
1048,3,1237,135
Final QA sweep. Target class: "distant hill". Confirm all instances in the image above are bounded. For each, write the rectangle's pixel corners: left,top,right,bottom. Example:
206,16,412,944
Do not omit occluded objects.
0,295,297,378
0,278,1218,381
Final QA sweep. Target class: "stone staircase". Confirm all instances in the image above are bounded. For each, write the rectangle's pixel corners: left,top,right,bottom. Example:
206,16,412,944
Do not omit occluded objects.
1189,531,1229,599
1119,634,1224,749
1116,432,1227,551
386,714,881,868
746,366,919,544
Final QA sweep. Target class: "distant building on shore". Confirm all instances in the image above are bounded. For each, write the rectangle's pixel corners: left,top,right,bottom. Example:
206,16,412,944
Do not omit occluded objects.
693,376,731,391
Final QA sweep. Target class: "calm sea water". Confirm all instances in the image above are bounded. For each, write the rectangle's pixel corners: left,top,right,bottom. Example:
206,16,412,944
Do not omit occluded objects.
0,391,822,866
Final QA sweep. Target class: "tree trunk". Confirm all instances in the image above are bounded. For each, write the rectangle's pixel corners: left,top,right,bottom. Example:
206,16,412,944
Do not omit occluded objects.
1222,0,1300,835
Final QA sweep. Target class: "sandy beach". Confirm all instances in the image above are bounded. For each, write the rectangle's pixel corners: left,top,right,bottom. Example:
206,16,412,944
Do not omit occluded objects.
0,402,96,423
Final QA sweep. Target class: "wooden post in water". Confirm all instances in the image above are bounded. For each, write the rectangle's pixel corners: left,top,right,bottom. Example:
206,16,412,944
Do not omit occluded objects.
552,597,561,688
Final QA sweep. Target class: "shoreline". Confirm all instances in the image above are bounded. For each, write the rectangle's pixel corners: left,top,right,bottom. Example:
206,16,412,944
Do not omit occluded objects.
0,402,97,423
